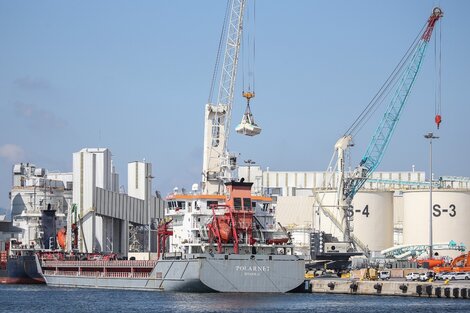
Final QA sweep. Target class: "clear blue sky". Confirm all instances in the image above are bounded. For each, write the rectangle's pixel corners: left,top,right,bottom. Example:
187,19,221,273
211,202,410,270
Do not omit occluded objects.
1,0,469,213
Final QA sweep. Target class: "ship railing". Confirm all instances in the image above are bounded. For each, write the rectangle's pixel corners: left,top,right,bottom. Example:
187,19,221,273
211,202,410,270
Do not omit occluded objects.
44,270,151,278
100,272,151,278
43,270,77,276
42,260,158,268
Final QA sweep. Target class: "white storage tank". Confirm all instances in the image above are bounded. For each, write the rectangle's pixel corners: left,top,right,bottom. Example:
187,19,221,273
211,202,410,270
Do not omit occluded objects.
290,228,312,257
402,190,470,253
275,196,315,228
312,191,343,240
313,190,394,252
352,191,394,252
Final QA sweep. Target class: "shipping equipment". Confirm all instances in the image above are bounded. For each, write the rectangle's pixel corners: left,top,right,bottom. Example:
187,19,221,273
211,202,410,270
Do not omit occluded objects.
316,7,443,253
434,252,470,273
202,0,261,195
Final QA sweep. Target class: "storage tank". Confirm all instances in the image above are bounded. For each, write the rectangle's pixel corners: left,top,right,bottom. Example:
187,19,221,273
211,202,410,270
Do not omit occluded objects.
313,190,394,252
275,196,315,228
312,191,343,240
352,191,394,252
289,228,312,257
402,190,470,254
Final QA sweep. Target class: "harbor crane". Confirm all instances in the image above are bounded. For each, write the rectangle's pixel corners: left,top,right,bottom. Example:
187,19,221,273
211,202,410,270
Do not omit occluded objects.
202,0,260,195
329,7,443,251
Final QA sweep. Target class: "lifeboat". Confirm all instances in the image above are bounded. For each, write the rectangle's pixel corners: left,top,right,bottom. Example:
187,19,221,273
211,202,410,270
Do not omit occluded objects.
56,228,66,249
266,238,289,245
265,231,289,245
218,220,232,243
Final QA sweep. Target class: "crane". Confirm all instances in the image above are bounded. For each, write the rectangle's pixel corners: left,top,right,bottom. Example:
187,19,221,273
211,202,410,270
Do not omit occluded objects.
333,7,443,250
202,0,259,194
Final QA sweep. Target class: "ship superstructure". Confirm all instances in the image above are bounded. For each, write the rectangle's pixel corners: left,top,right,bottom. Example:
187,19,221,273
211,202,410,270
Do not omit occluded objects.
166,182,291,257
0,163,72,283
10,163,72,250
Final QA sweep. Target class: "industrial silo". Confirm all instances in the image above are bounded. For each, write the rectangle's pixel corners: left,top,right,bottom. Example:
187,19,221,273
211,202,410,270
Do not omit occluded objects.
352,191,394,253
402,190,470,254
313,190,394,253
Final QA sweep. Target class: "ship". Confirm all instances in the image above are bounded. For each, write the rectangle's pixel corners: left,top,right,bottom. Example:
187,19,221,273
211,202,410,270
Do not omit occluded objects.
1,249,45,284
1,205,65,284
39,181,305,292
1,162,71,284
1,216,44,284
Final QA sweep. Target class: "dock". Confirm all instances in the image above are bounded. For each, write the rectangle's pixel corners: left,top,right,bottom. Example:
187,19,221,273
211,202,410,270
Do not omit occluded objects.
310,279,470,299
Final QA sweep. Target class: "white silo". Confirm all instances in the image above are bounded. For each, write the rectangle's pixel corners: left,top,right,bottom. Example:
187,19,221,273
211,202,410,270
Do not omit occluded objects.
313,190,394,253
402,190,470,255
352,191,394,252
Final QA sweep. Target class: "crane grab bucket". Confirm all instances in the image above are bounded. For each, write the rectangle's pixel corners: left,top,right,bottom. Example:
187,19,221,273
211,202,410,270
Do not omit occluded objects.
236,91,262,136
236,111,262,136
236,119,262,136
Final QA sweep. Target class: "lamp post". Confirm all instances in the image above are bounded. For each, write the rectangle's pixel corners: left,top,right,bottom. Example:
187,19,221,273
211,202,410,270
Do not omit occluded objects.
145,173,154,257
424,132,439,259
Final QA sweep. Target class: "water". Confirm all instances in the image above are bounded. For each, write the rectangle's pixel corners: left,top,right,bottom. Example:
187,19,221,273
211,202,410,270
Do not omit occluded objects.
1,285,469,313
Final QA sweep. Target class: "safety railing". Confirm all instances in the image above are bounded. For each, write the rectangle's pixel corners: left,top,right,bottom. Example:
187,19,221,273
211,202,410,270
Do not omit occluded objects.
42,260,158,268
43,270,151,278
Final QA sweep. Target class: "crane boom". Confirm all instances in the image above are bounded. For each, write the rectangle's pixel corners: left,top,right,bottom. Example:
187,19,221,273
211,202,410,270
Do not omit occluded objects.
344,7,443,203
335,7,443,249
216,0,245,139
202,0,246,194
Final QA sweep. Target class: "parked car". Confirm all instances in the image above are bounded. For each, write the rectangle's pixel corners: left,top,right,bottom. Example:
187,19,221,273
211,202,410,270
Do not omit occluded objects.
405,272,420,281
451,272,470,280
441,272,457,281
419,272,434,281
379,271,391,280
435,272,449,280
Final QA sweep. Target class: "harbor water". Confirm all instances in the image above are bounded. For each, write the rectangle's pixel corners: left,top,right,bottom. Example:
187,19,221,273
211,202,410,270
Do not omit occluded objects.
1,285,470,313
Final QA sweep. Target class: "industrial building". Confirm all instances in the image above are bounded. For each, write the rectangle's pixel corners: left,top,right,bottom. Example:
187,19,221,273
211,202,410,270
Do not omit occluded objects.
8,148,164,258
72,148,164,256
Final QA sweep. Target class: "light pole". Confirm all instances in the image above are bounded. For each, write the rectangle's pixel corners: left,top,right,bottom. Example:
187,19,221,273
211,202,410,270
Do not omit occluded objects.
145,173,154,257
424,132,439,259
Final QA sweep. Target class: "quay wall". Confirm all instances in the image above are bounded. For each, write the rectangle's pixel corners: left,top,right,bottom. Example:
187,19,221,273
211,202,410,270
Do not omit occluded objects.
311,279,470,298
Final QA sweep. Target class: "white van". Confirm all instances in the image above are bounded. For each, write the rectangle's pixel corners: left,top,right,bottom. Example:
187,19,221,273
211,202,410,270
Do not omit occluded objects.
379,271,391,280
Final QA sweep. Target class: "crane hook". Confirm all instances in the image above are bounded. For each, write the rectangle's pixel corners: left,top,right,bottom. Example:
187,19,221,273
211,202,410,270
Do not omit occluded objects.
435,114,442,129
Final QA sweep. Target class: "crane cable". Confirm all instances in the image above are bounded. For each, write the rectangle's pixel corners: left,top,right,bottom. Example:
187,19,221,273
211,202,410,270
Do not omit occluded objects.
434,18,442,129
252,0,256,93
242,1,256,94
344,22,427,138
240,0,257,125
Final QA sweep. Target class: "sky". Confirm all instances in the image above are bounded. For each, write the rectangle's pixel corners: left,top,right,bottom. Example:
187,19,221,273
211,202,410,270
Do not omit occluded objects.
0,0,469,214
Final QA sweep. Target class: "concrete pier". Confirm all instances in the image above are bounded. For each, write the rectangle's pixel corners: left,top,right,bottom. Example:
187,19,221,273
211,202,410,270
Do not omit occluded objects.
311,279,470,299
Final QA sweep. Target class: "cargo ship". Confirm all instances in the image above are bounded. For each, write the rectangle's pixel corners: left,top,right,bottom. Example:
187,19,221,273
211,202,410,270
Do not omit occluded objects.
39,181,305,292
2,161,71,284
1,217,44,284
1,249,45,284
